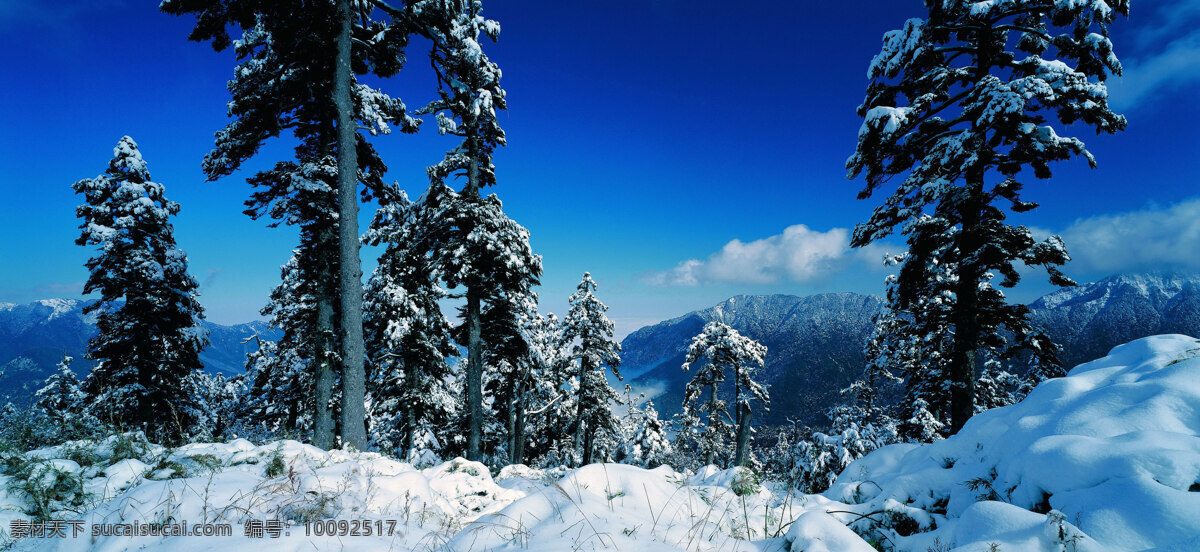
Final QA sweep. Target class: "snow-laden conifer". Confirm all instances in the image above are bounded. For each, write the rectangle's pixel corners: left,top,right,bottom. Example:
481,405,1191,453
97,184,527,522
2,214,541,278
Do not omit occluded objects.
239,256,324,439
520,311,576,466
848,0,1128,433
680,321,768,468
562,273,622,466
618,399,672,469
72,137,208,444
184,371,244,441
363,192,458,460
792,405,897,494
384,0,515,462
35,356,84,424
401,182,541,462
162,0,420,450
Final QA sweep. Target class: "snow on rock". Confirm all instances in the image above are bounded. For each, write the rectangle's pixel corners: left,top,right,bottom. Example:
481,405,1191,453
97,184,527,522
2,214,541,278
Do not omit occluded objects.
950,502,1103,552
826,334,1200,551
786,511,877,552
89,459,148,496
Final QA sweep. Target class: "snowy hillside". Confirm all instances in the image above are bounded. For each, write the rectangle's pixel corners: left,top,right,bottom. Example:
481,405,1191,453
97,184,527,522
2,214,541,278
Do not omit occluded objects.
3,334,1197,551
825,334,1200,551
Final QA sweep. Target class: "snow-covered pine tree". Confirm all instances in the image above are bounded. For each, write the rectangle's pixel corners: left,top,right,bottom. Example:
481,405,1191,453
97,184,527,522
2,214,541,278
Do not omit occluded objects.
899,398,946,444
363,193,458,461
163,0,420,450
239,256,322,438
864,256,955,441
848,0,1128,433
792,405,897,494
72,137,208,444
520,310,576,466
35,356,83,424
974,358,1019,412
617,398,672,469
478,291,552,465
403,183,540,463
380,0,514,463
562,273,623,466
184,371,245,441
680,321,768,468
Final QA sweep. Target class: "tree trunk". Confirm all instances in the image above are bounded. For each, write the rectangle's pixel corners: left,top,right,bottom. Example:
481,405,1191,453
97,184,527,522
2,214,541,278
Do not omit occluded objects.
402,359,416,458
313,261,337,449
732,367,746,467
950,171,984,434
465,287,484,461
505,377,517,460
734,401,752,467
704,383,718,467
332,0,368,452
285,398,298,435
573,359,590,466
512,385,526,465
582,421,595,466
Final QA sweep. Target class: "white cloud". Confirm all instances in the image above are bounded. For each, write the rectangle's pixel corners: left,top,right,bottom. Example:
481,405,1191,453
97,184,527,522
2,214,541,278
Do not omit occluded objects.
647,224,886,287
1107,2,1200,112
652,198,1200,289
1052,198,1200,274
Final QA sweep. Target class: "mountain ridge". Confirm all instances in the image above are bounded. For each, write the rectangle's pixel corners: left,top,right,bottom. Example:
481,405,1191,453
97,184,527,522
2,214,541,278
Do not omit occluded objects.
625,272,1200,426
0,299,280,404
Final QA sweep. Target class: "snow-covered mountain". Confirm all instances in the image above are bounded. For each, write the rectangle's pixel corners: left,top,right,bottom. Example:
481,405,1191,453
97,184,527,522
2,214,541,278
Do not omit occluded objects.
0,299,280,403
626,272,1200,426
624,293,884,426
1028,272,1200,369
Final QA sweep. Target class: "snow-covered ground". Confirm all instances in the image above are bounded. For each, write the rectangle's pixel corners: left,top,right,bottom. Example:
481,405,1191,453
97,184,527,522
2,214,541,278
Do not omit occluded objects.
3,334,1199,551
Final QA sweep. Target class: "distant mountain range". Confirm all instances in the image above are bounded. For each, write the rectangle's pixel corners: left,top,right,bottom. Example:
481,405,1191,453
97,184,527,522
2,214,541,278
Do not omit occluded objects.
0,299,279,404
623,272,1200,426
6,272,1200,424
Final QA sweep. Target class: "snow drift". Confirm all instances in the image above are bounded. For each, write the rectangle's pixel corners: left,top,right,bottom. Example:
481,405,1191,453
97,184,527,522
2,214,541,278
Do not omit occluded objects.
826,334,1200,551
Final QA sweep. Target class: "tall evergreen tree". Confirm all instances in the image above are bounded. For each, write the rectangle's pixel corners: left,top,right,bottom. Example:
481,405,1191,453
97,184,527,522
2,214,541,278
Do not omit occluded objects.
848,0,1128,432
163,0,420,449
478,292,540,464
240,255,318,436
421,184,542,462
679,321,768,468
562,273,623,466
72,137,208,444
521,311,575,465
385,0,513,462
363,192,459,460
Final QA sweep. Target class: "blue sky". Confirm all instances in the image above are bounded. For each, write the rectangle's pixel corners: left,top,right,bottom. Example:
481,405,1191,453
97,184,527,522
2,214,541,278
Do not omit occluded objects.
1,1,1199,337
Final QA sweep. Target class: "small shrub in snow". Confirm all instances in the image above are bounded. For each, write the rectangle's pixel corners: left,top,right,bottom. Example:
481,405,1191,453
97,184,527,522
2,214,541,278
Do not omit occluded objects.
729,467,762,497
264,446,286,478
109,433,154,464
6,459,89,520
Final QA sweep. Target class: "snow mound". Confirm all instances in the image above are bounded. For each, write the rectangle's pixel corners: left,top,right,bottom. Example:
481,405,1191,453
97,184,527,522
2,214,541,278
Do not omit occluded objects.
786,511,876,552
441,463,806,551
827,334,1200,551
